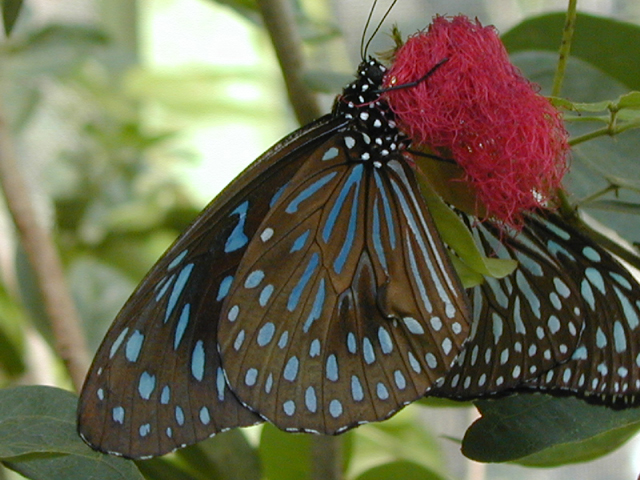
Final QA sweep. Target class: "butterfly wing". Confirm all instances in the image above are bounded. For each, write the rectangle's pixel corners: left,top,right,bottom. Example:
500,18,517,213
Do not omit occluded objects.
432,212,585,398
520,213,640,406
218,131,472,434
77,115,346,458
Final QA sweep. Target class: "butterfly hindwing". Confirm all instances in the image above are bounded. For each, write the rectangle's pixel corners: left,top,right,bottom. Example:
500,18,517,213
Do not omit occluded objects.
77,116,344,458
218,131,471,433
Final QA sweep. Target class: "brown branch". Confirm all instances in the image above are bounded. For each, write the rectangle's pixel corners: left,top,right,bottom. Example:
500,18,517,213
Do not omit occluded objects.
0,108,89,392
311,435,343,480
257,0,322,125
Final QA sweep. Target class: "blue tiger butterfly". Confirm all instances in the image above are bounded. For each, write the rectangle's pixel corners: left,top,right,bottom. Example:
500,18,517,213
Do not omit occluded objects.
77,13,640,460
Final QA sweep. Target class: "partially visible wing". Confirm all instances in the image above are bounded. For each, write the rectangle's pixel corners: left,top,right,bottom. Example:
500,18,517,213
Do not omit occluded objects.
521,214,640,406
218,130,471,434
77,116,345,458
432,212,584,399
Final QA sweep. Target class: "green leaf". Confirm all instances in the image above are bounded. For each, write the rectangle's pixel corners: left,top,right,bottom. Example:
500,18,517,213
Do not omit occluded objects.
0,386,142,479
2,0,23,35
172,430,261,480
354,460,448,480
259,424,312,480
0,281,25,378
462,394,640,464
503,12,640,91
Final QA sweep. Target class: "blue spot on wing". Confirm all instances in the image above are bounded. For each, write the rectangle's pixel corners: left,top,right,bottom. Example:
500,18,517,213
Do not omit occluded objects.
288,253,320,312
286,172,337,214
323,165,362,244
333,167,362,274
225,201,250,253
165,264,194,323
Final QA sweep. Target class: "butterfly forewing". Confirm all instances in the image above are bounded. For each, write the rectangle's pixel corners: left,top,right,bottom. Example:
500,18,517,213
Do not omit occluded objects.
522,214,640,406
218,131,471,433
77,116,345,458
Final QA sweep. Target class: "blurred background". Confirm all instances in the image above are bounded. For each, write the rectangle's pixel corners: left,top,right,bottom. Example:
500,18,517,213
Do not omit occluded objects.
2,0,640,479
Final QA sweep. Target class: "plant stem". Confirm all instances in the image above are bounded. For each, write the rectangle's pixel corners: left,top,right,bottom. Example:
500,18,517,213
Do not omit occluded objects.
310,435,342,480
551,0,578,97
0,109,89,392
257,0,322,126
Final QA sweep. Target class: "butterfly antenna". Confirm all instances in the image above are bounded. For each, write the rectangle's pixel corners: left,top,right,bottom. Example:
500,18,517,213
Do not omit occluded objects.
361,0,399,59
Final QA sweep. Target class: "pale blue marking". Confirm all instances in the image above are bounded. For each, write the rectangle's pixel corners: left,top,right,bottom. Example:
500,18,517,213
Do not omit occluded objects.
562,369,572,383
161,385,170,404
581,279,596,310
283,400,295,416
597,363,608,375
403,317,424,335
168,249,188,270
139,423,151,437
513,297,526,332
288,253,320,312
329,399,343,418
174,304,191,350
614,321,627,352
191,340,205,381
619,366,629,378
486,276,508,309
305,386,317,412
516,271,541,319
406,239,433,314
291,230,311,253
225,201,250,252
544,220,571,240
408,351,421,373
515,251,543,276
430,316,442,331
547,315,561,334
109,327,129,359
165,263,194,323
371,199,387,270
376,382,389,400
227,305,240,322
234,330,245,350
363,337,375,364
166,427,173,438
217,276,234,301
596,327,607,348
378,327,393,354
322,165,363,243
216,367,226,401
112,407,124,424
125,330,144,362
175,406,185,426
155,274,175,302
245,368,258,386
549,292,562,310
200,407,211,425
500,349,509,364
303,279,325,332
614,287,639,329
572,345,587,360
583,246,601,262
425,352,437,369
547,240,575,261
245,270,265,289
284,356,299,381
97,388,104,401
286,172,337,214
138,372,156,400
373,170,396,249
553,277,571,298
322,147,339,161
265,373,273,394
394,370,406,390
257,322,275,347
259,284,274,307
492,313,503,343
347,332,357,353
636,352,640,367
270,182,289,208
326,354,338,381
610,272,632,290
278,331,289,349
309,339,320,357
586,267,605,294
351,375,364,401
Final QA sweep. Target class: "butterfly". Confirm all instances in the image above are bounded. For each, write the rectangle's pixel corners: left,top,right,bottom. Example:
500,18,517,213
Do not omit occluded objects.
77,19,640,461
